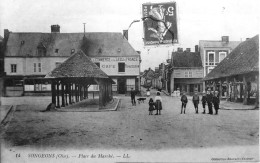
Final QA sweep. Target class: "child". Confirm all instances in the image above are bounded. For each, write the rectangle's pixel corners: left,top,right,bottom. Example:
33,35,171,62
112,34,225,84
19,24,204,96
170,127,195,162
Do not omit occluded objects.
181,92,188,114
148,98,154,115
192,92,200,114
201,91,207,114
154,92,163,115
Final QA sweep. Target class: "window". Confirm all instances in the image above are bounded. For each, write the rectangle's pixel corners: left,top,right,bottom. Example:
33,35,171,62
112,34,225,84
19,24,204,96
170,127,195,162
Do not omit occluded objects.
38,63,41,72
189,71,192,77
219,52,227,62
184,71,188,77
34,63,37,72
95,62,100,68
11,64,17,73
126,78,135,91
118,62,125,72
55,49,59,53
38,48,46,56
34,62,42,72
208,52,215,65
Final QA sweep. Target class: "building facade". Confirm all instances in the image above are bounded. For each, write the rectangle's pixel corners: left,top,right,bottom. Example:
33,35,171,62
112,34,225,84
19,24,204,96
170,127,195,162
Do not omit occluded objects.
3,25,140,96
170,48,203,95
199,36,241,90
204,35,258,107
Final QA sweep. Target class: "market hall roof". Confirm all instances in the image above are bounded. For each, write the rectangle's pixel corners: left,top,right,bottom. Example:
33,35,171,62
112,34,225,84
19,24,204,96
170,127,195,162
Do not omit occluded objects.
45,50,109,79
171,51,202,68
204,35,259,80
5,32,140,57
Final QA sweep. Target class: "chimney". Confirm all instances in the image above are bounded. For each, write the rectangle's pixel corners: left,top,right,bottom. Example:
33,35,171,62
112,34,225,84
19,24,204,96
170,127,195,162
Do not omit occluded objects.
177,47,183,52
221,36,229,43
185,48,191,52
4,29,10,41
123,30,128,40
51,25,60,33
195,45,199,52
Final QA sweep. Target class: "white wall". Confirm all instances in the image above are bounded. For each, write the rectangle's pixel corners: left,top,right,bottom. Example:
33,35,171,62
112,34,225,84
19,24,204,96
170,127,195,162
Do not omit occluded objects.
91,56,140,76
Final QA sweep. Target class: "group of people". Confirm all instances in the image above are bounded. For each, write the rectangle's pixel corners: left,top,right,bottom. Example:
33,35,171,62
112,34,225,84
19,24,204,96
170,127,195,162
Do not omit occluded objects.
181,89,220,115
148,92,163,115
131,88,220,115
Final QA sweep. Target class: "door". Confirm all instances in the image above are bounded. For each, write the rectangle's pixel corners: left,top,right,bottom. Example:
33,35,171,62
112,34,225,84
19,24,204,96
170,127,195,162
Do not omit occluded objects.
118,78,126,94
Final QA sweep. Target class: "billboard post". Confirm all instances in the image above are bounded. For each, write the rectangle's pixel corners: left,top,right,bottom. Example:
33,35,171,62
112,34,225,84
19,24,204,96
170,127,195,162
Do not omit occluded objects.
142,2,178,46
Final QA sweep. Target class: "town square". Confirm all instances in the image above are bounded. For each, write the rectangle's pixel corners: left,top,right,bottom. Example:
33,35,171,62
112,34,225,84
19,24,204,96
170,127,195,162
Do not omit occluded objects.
0,0,259,162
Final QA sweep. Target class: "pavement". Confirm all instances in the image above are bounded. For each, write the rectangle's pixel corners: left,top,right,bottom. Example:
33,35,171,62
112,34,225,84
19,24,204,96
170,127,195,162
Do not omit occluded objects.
0,87,258,152
0,105,13,123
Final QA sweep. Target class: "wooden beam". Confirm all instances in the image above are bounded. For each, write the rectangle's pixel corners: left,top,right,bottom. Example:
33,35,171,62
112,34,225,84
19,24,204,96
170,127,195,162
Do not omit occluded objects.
61,83,65,107
51,80,56,104
69,83,72,104
226,77,229,101
243,75,248,105
234,78,238,102
255,74,259,108
65,84,68,106
56,82,60,108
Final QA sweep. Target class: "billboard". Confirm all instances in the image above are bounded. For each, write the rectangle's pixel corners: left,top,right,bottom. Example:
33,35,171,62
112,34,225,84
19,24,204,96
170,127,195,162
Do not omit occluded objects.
142,2,178,46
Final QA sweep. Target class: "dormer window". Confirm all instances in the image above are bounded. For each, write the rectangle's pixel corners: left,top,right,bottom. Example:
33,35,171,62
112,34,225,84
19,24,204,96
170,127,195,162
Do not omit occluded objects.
21,40,25,45
37,43,46,56
55,49,59,53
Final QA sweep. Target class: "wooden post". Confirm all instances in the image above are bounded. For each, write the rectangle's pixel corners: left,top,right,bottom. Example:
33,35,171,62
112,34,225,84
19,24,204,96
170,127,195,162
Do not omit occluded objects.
243,75,248,105
239,83,243,100
56,82,60,108
69,83,72,104
75,84,78,102
234,78,238,102
255,75,259,108
226,77,229,101
51,81,56,105
61,83,65,107
219,80,222,98
93,91,94,99
65,84,68,106
86,85,89,99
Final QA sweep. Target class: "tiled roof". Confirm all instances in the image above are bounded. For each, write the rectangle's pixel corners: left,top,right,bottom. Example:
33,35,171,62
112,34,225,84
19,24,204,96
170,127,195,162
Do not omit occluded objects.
171,51,202,67
204,35,259,80
199,40,240,50
5,32,140,57
45,50,109,78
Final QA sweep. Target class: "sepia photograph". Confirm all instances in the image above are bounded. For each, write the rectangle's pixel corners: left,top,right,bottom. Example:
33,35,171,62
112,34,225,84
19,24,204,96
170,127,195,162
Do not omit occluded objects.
0,0,259,162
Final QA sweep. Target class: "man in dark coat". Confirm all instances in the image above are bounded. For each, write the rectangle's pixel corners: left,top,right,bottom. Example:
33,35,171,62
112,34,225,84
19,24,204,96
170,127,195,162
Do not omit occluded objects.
201,91,207,114
206,89,213,114
213,91,220,115
192,91,200,114
181,92,188,114
130,88,136,106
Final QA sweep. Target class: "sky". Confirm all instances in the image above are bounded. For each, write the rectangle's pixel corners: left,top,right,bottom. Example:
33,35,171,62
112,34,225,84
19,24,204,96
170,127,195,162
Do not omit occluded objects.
0,0,259,71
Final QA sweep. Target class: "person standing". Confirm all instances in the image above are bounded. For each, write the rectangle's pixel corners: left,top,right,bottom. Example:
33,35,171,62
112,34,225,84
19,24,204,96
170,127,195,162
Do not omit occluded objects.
148,98,154,115
201,91,207,114
154,92,162,115
130,88,136,106
181,92,188,114
213,91,220,115
192,91,200,114
206,89,213,114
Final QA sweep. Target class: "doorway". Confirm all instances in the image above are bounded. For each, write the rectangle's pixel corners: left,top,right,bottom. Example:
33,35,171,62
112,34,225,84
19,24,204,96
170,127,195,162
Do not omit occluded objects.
118,78,126,94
